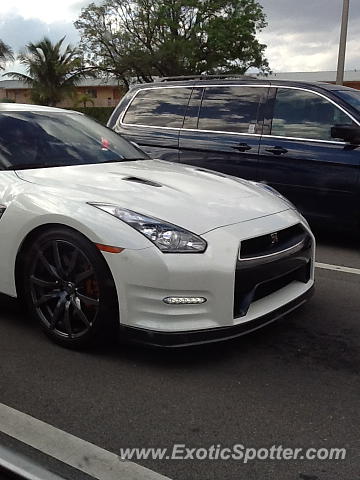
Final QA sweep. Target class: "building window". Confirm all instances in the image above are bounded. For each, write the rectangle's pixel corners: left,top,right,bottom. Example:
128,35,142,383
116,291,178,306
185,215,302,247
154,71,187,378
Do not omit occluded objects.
86,89,97,99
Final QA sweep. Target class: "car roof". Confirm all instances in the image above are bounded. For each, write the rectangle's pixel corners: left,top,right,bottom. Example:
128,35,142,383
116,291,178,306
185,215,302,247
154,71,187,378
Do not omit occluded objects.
0,103,81,114
130,78,355,94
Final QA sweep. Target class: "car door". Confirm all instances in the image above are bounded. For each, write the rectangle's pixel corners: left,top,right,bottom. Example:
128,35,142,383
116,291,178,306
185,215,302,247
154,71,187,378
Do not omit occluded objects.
178,85,268,180
258,86,360,224
113,86,192,161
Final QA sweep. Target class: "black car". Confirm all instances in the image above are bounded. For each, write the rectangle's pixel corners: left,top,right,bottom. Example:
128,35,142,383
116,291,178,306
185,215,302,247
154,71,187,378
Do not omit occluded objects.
108,75,360,227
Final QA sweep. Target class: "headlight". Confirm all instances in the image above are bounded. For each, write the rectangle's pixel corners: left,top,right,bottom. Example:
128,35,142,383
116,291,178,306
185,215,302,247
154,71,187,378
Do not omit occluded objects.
89,204,207,253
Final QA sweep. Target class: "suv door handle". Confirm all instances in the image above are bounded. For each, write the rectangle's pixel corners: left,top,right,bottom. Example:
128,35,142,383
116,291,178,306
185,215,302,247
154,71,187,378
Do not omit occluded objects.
234,143,252,152
265,146,288,155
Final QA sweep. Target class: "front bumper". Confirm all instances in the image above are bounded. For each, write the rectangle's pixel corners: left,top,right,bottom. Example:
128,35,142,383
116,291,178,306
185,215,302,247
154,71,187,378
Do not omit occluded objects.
102,209,315,342
119,285,314,347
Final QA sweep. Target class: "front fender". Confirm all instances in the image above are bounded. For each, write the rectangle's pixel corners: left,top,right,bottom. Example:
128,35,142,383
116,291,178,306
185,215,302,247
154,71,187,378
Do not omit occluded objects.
0,192,151,297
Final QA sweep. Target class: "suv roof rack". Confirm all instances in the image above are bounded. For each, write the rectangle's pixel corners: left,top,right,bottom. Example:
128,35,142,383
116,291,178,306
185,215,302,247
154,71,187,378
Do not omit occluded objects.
160,74,256,82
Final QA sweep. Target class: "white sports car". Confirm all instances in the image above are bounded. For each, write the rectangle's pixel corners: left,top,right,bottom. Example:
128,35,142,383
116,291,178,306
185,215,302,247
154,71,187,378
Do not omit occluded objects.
0,104,315,348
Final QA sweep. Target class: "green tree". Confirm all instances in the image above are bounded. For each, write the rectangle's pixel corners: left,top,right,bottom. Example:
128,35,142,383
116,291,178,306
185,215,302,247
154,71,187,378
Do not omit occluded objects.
5,37,88,106
75,0,269,86
73,92,95,107
0,40,14,70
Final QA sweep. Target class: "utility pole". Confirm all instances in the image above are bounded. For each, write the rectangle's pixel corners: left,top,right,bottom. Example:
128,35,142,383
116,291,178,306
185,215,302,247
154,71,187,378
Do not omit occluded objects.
336,0,350,85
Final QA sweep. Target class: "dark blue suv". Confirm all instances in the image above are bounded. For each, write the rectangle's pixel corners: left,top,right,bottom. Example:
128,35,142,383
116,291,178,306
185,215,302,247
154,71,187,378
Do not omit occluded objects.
108,76,360,227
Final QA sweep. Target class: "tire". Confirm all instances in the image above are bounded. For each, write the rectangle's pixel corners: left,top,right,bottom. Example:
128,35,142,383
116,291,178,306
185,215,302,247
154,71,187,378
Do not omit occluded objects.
21,227,119,349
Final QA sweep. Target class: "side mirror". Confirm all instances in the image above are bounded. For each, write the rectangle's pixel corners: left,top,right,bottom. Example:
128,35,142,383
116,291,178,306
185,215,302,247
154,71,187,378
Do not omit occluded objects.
331,125,360,144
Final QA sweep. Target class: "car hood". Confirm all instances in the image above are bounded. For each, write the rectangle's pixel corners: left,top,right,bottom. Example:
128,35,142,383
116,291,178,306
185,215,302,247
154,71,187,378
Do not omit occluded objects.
16,159,290,234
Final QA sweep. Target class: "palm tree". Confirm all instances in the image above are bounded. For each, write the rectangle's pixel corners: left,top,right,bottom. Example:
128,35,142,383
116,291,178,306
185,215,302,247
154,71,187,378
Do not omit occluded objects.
0,40,14,70
73,92,95,108
5,37,86,106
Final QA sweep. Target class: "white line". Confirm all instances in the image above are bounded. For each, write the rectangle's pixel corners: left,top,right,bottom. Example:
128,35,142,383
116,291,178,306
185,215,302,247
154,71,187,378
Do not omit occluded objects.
0,403,171,480
315,262,360,275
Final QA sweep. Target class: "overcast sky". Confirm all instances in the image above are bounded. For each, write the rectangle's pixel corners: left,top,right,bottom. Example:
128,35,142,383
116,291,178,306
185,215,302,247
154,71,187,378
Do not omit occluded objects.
1,0,359,74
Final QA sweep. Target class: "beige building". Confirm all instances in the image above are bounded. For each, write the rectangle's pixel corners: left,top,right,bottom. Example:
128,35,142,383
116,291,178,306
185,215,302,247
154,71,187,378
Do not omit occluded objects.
2,71,360,108
0,78,125,107
256,70,360,90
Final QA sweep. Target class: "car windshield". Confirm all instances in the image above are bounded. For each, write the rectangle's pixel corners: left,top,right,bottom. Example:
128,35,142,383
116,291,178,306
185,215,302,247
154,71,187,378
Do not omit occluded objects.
335,89,360,113
0,110,148,170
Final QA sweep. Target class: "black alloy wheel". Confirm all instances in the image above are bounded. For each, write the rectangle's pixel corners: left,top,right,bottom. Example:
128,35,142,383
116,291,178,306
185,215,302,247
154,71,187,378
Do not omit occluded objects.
22,228,118,348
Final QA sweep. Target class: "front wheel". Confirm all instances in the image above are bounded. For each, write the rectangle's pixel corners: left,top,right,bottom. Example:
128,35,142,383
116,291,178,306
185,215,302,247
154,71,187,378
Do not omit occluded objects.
21,227,119,349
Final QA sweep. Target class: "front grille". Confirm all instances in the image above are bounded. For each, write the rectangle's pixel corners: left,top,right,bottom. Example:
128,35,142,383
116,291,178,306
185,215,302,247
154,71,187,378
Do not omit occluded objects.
234,225,312,318
240,224,308,260
252,263,311,302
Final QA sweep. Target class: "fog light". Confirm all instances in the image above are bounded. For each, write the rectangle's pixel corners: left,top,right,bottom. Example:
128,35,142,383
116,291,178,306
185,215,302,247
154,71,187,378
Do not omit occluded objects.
163,296,207,305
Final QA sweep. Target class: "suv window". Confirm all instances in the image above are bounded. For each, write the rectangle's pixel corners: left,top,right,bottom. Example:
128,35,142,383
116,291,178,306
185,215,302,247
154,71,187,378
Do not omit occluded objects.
271,88,353,141
198,86,266,134
123,87,191,128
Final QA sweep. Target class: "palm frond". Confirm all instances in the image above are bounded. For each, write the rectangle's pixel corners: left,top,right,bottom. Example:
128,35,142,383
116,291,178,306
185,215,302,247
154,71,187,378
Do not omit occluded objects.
0,40,14,70
3,72,33,85
11,36,87,106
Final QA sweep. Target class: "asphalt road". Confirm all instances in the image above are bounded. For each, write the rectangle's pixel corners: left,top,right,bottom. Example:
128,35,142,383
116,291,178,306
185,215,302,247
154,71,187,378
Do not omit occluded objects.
0,227,359,480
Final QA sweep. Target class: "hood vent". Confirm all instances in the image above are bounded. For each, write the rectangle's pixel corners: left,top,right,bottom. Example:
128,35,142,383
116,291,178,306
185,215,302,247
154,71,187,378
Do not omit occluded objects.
123,176,162,187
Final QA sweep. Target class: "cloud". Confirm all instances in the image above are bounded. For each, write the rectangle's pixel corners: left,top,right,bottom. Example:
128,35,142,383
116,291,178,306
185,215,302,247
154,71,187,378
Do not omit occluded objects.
0,14,79,54
1,0,359,75
0,13,80,73
259,0,360,71
260,0,360,33
69,0,103,12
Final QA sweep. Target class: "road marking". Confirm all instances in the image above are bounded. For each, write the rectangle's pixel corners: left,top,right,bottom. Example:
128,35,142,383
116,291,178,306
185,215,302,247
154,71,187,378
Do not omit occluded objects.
315,262,360,275
0,403,171,480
